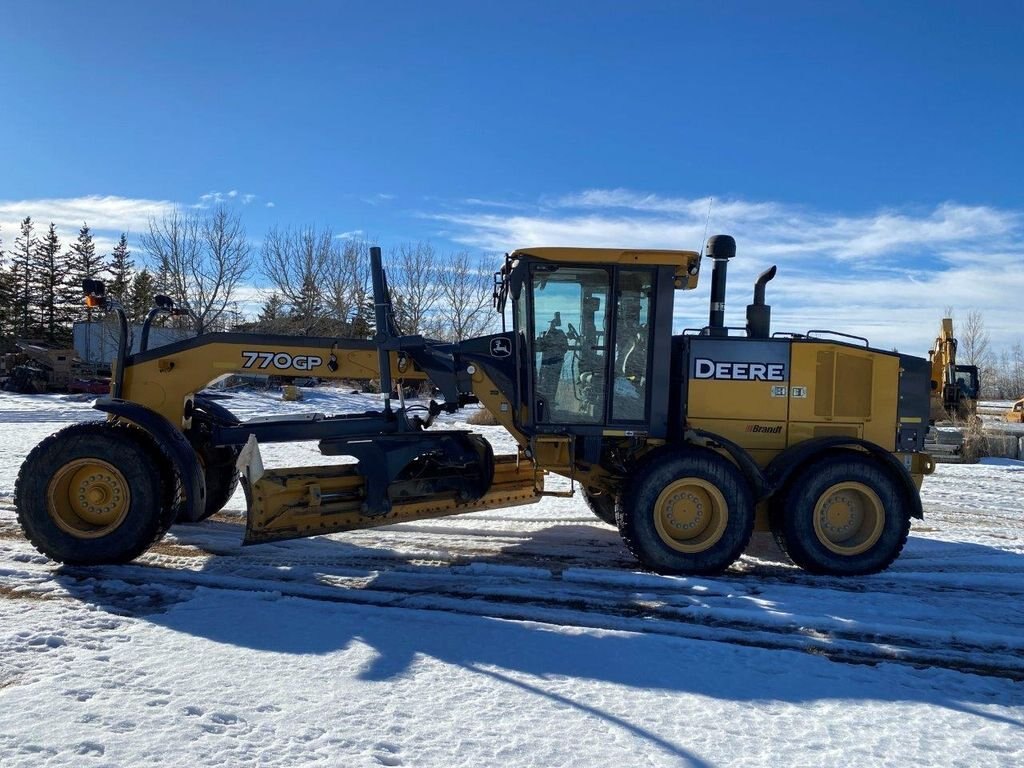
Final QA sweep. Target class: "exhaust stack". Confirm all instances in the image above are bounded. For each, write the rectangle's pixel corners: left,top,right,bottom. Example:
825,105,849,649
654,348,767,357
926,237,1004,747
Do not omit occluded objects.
746,265,777,339
705,234,735,337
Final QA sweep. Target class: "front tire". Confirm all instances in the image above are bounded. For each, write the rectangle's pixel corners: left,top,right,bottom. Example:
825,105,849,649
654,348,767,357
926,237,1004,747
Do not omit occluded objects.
772,452,911,575
191,444,241,522
15,422,168,565
185,399,241,522
616,449,754,575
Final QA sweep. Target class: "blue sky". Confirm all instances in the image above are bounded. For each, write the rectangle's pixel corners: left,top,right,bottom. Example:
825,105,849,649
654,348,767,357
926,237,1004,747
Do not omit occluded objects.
1,1,1022,352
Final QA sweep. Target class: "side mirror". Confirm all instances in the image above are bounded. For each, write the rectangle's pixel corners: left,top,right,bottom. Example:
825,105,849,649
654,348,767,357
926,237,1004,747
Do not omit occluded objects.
154,295,175,310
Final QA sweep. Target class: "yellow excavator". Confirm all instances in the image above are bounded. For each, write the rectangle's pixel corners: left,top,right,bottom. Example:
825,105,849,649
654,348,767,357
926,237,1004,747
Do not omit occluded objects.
928,318,980,423
14,235,935,576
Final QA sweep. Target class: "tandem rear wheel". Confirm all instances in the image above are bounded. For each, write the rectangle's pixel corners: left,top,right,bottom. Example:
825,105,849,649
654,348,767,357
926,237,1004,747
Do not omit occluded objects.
582,487,617,526
14,422,173,565
616,449,755,575
770,451,911,576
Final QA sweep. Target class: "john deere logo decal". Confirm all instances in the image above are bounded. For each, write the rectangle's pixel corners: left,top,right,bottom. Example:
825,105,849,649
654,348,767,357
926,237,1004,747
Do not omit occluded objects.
693,357,785,382
490,338,512,358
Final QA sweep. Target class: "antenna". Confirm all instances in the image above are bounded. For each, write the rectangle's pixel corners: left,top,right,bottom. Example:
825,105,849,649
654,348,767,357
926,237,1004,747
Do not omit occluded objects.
699,196,714,257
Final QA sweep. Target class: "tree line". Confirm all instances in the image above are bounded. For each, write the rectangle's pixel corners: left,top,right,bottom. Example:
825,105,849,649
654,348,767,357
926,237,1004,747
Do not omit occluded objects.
3,207,1024,398
952,309,1024,400
0,206,498,352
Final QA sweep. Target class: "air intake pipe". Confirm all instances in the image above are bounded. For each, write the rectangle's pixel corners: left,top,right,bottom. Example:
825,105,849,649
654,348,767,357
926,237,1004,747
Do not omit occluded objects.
705,234,735,337
746,265,777,339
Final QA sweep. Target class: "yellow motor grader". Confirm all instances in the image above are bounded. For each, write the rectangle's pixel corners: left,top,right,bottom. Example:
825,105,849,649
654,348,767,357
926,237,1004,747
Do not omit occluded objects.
14,235,934,576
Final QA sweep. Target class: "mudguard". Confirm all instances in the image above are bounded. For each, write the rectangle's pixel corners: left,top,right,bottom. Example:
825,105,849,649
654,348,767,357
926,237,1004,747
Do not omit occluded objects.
764,437,924,519
93,398,207,522
687,428,768,500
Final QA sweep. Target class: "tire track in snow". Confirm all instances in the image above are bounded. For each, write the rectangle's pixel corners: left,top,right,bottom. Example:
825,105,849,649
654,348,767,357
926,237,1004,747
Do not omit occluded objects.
2,523,1021,681
40,558,1024,681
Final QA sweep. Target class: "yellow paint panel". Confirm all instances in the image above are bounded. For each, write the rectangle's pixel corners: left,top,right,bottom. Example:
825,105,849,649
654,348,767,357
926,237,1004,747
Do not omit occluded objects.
688,418,787,467
122,340,426,426
511,247,702,289
788,343,898,451
687,379,789,421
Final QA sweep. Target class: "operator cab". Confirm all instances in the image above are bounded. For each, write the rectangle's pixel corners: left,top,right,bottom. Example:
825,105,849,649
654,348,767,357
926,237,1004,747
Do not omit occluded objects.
497,247,700,437
954,365,980,400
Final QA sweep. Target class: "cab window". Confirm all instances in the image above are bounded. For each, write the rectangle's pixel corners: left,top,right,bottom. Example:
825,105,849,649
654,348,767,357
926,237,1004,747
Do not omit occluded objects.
532,266,609,423
611,269,654,421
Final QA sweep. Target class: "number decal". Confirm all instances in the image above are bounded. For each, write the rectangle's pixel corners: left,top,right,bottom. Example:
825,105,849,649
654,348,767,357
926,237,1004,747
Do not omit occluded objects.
240,351,323,371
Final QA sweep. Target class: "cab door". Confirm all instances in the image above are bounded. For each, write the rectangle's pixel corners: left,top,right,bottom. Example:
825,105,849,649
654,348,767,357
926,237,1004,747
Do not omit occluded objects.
529,265,611,425
609,268,655,424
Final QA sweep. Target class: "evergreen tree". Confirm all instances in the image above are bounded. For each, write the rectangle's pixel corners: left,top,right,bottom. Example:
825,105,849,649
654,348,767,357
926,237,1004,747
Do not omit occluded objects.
350,295,375,339
128,268,157,325
109,233,134,301
31,223,71,343
0,226,10,340
257,293,288,332
287,272,327,334
10,217,36,337
64,223,106,326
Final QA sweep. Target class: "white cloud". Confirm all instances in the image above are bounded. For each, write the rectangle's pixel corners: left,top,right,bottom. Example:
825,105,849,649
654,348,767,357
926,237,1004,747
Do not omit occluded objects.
335,230,364,239
0,190,270,265
265,201,276,208
0,195,175,235
0,195,179,260
196,190,261,208
361,193,396,206
425,189,1024,354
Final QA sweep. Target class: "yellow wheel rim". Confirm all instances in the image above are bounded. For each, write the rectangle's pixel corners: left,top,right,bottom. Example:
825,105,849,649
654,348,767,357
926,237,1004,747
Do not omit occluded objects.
653,478,728,553
47,459,131,539
813,482,884,555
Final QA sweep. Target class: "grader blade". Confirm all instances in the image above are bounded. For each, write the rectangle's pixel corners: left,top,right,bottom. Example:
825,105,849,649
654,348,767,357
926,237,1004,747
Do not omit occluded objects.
237,436,541,545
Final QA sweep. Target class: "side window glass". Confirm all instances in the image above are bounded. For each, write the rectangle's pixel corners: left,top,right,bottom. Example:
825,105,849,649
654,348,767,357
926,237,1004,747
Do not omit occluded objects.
612,269,653,421
533,267,609,423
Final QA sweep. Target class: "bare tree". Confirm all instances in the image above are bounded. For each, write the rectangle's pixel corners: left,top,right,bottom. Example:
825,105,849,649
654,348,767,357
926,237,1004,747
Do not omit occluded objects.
435,250,498,342
1012,342,1024,398
326,238,372,337
143,207,251,334
389,241,442,337
959,310,992,368
958,309,994,397
260,226,334,335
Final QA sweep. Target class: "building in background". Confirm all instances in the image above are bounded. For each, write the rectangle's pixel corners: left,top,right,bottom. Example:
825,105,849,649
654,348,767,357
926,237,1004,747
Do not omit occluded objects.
73,321,195,365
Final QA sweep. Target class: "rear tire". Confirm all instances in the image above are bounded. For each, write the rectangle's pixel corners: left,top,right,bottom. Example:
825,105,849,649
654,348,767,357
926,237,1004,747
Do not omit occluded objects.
583,488,617,526
15,422,168,565
773,452,910,575
616,449,754,575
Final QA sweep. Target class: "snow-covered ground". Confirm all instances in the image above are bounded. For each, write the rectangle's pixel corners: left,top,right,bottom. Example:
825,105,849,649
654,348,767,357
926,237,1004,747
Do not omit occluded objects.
1,388,1021,767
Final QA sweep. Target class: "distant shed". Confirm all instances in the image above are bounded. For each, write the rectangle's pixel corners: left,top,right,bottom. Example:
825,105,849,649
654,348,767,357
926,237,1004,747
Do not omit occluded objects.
73,321,195,365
